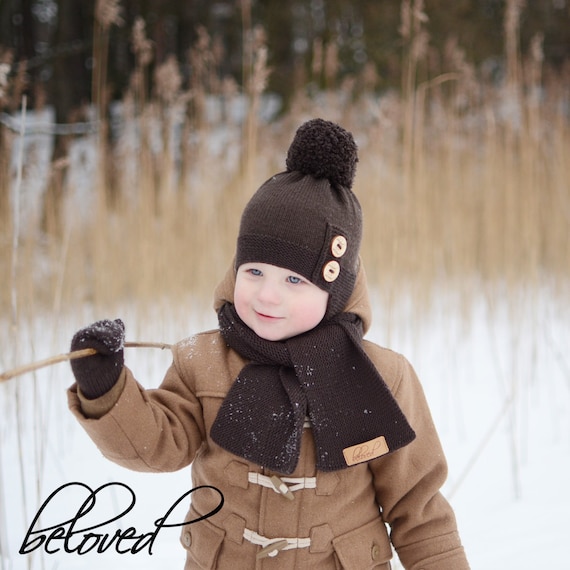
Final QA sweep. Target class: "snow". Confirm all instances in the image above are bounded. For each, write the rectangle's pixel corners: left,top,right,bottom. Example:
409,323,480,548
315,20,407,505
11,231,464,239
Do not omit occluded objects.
1,287,569,569
372,289,570,569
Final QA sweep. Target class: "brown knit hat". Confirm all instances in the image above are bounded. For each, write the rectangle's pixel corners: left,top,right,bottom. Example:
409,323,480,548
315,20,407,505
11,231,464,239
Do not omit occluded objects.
236,118,362,316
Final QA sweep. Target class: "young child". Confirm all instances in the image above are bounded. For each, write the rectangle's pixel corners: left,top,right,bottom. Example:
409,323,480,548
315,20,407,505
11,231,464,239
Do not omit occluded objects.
68,119,470,569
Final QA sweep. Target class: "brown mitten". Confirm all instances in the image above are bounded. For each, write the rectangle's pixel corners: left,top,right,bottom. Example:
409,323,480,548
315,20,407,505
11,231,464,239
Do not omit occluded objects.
70,319,125,399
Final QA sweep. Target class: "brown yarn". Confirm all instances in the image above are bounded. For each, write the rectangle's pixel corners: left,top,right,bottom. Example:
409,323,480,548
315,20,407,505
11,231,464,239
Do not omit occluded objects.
211,303,416,475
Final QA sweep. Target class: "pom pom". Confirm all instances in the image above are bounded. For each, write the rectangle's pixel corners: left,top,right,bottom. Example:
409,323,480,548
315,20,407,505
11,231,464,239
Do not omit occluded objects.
285,118,358,190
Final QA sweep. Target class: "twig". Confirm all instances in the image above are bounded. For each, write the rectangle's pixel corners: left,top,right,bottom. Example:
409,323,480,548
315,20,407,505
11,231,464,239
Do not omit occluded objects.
446,395,514,500
0,342,172,383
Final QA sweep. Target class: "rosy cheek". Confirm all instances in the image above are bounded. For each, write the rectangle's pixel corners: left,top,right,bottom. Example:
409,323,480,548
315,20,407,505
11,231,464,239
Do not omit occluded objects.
309,299,327,327
233,285,247,319
234,293,245,317
299,303,320,329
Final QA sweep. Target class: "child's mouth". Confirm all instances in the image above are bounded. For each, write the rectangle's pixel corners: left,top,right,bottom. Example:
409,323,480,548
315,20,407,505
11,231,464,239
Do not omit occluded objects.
255,311,282,321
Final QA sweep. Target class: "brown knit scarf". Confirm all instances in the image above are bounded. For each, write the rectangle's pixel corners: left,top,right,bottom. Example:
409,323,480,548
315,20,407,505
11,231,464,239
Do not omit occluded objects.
210,303,416,475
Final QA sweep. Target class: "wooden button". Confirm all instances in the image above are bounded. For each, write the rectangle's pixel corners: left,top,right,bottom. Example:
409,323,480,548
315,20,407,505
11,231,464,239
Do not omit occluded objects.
256,540,289,559
331,235,347,258
183,531,192,547
371,543,380,561
270,475,295,501
323,260,340,282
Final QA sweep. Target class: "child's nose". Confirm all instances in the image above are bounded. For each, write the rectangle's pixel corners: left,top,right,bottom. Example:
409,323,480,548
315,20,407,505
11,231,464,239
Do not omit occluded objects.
257,280,281,304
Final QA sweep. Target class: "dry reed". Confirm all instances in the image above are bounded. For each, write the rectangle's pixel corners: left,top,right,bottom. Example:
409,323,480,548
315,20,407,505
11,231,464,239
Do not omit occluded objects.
0,3,567,323
0,342,172,383
0,66,568,320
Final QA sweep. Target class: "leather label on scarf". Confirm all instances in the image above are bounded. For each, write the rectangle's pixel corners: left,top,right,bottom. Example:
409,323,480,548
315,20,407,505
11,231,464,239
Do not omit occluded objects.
342,436,389,466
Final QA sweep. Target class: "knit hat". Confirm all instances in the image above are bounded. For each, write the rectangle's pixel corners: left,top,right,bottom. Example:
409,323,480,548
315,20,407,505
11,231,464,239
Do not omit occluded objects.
236,118,362,316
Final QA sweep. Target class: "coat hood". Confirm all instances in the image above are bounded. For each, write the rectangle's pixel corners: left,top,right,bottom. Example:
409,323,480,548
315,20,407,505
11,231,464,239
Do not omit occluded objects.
213,257,372,335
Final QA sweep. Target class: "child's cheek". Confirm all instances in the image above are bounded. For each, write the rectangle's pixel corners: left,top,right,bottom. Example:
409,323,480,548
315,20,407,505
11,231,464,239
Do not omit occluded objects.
233,281,253,326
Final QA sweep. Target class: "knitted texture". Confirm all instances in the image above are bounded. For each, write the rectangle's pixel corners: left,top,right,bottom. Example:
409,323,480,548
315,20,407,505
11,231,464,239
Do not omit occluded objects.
211,304,416,475
285,117,358,190
70,319,125,399
236,119,362,317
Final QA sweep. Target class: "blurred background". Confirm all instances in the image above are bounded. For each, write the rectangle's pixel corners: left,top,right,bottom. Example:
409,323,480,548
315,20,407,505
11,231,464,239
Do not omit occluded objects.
1,1,570,569
1,0,569,313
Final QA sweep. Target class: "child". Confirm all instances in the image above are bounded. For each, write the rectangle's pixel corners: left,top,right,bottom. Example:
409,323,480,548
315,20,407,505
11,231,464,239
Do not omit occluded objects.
68,119,470,569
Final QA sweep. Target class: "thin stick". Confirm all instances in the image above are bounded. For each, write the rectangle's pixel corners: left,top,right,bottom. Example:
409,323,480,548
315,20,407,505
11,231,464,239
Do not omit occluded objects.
446,395,514,500
0,342,172,383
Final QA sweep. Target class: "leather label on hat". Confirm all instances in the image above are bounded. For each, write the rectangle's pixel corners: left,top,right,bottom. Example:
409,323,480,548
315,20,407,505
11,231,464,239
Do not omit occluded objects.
342,436,389,466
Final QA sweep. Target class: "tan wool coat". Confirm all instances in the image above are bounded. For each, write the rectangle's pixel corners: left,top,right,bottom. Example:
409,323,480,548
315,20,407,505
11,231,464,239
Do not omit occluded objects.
68,265,470,570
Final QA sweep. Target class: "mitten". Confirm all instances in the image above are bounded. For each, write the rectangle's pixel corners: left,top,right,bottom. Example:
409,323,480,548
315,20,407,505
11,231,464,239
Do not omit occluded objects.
70,319,125,399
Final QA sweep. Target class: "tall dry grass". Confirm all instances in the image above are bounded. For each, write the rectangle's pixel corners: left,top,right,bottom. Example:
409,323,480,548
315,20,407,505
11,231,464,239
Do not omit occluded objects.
0,1,568,329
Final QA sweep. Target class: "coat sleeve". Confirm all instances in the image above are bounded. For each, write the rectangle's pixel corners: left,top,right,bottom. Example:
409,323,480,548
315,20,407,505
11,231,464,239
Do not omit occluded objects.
366,345,470,570
67,340,207,473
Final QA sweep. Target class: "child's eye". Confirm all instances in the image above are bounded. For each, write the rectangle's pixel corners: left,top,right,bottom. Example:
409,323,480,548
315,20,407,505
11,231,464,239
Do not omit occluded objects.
248,268,263,276
287,275,302,284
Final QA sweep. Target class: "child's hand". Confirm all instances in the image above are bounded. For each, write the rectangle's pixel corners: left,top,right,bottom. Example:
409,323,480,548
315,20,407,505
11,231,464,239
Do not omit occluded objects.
70,319,125,399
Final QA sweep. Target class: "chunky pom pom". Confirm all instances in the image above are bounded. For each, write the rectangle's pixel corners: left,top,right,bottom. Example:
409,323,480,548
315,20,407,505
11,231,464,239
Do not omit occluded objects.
285,118,358,190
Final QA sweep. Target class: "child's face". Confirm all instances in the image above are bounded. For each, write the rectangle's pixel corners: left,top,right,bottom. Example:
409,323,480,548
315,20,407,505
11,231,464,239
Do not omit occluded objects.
234,262,329,341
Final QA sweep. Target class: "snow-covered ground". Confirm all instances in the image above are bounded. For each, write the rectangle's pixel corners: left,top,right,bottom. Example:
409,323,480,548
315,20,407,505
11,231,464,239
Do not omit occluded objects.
1,286,569,569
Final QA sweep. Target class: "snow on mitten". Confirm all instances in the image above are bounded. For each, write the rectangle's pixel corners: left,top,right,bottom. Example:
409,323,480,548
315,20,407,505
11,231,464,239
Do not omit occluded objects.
70,319,125,399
